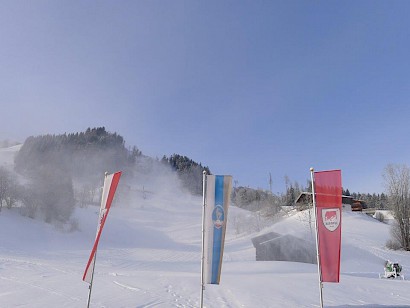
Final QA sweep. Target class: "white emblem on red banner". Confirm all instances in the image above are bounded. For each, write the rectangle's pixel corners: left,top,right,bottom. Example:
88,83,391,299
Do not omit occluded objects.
321,208,341,232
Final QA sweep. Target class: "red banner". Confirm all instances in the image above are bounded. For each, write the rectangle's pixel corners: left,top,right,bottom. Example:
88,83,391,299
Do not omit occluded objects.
314,170,342,283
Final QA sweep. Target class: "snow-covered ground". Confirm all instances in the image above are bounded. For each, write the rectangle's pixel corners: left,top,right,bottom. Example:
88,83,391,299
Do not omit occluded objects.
0,144,21,169
1,146,410,308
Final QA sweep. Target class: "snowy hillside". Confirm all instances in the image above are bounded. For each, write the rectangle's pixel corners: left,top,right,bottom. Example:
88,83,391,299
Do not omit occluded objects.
1,145,410,307
0,144,21,169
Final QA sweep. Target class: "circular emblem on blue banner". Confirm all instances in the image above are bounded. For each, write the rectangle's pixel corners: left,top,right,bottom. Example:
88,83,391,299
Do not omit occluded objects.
212,205,225,229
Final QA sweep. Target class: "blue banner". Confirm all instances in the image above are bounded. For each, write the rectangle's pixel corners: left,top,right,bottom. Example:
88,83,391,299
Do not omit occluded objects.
211,175,225,283
204,175,232,285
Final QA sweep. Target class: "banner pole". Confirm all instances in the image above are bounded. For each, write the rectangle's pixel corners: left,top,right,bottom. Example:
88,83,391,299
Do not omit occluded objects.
86,172,108,308
310,167,324,308
86,250,97,308
200,170,207,308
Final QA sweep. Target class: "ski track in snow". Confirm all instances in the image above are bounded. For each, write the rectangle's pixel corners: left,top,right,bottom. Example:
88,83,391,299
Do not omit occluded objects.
113,280,141,291
0,256,71,275
0,275,82,303
110,276,197,307
211,287,245,308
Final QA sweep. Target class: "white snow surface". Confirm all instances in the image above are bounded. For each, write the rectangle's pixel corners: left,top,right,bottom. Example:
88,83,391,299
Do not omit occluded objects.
0,144,21,169
1,147,410,307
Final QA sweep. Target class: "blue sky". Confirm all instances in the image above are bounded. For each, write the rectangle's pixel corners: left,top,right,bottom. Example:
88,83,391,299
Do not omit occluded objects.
2,1,410,193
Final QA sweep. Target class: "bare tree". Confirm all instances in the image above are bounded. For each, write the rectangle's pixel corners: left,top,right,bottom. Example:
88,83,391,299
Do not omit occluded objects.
20,185,41,219
20,166,75,223
0,167,8,211
383,164,410,250
0,167,18,212
5,177,18,209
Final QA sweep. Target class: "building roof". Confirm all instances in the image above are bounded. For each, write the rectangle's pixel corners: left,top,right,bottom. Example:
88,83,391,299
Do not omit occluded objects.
295,192,354,205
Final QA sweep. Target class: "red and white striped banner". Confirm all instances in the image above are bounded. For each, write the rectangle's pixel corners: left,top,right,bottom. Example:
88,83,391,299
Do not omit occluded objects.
83,171,121,283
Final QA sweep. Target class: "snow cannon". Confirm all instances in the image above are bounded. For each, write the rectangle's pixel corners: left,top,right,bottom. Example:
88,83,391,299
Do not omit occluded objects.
379,260,404,280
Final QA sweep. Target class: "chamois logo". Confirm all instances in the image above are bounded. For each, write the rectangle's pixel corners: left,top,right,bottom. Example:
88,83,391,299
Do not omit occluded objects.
321,208,340,232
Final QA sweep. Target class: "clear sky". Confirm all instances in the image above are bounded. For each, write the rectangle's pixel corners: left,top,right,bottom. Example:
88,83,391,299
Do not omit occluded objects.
2,1,410,194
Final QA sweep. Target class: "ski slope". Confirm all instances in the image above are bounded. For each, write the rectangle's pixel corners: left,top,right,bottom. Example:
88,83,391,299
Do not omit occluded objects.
1,146,410,307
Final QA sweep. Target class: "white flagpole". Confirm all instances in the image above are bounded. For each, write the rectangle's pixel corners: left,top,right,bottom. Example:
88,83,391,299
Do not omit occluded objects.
200,170,207,308
86,172,108,308
86,250,97,308
310,167,324,308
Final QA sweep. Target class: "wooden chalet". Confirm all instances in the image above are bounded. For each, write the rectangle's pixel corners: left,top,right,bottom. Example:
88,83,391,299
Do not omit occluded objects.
295,192,367,211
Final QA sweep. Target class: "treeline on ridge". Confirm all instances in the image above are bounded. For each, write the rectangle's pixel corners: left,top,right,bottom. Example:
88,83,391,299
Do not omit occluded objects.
1,127,208,225
15,127,133,181
161,154,211,195
231,180,389,220
2,127,389,228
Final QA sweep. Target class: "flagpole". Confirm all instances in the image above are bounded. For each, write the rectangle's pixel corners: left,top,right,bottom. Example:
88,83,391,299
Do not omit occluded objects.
86,172,108,308
86,250,97,308
310,167,324,308
200,170,207,308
